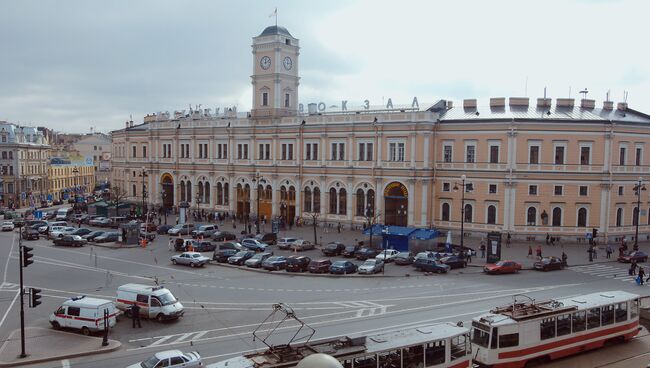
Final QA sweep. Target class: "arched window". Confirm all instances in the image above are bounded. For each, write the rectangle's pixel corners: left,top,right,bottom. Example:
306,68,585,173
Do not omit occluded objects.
339,188,347,215
288,186,296,202
198,182,204,203
366,189,375,217
329,188,337,214
577,208,587,227
442,203,450,221
552,207,562,227
304,187,312,212
223,183,229,205
180,181,186,202
464,204,473,223
204,182,210,204
356,189,365,216
616,208,623,227
186,180,192,203
633,207,639,226
487,205,497,225
313,187,321,213
527,207,536,225
216,183,223,205
280,186,287,201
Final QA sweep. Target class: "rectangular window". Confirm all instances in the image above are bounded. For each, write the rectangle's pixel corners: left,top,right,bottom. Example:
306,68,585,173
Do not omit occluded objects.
615,302,628,323
489,184,497,194
555,146,565,164
237,144,242,159
631,299,639,319
366,142,373,161
305,144,312,160
67,306,81,317
132,146,136,158
557,314,571,336
338,143,345,160
331,143,337,160
620,147,626,165
466,145,476,163
398,142,405,161
288,144,294,160
450,334,468,360
587,308,601,329
262,92,268,106
618,186,624,196
529,185,538,195
265,144,270,160
602,305,615,326
580,146,590,165
499,333,519,348
259,144,265,160
313,143,318,160
143,146,147,157
243,144,248,159
443,182,450,192
281,144,287,160
425,341,445,365
443,145,453,163
540,317,556,340
554,185,563,195
489,145,499,163
636,147,642,166
579,186,588,196
389,142,406,162
285,93,290,108
358,143,366,161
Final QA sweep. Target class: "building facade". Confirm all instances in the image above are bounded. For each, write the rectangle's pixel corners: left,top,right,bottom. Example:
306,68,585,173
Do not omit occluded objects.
48,157,96,202
111,25,650,242
71,133,112,185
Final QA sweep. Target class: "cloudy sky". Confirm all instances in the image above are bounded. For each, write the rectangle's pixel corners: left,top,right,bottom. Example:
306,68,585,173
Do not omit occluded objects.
1,0,648,133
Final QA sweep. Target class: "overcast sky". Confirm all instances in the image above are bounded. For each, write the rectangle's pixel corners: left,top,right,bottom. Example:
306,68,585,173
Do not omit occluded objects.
1,0,648,133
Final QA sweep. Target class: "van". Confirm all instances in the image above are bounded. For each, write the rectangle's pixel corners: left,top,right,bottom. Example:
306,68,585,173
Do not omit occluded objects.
115,284,184,321
56,208,73,220
49,296,118,335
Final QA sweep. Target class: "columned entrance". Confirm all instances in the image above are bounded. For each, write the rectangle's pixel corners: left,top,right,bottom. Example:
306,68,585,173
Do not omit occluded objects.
161,174,174,209
280,185,296,224
384,182,408,226
258,184,273,221
237,183,251,219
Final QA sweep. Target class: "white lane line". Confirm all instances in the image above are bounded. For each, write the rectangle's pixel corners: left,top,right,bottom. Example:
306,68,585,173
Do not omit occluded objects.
0,291,20,331
174,333,195,342
148,335,174,347
191,331,208,341
2,232,17,285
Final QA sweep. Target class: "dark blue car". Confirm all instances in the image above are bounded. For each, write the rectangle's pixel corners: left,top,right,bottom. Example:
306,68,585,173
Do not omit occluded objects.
329,260,357,274
262,256,288,271
413,258,450,273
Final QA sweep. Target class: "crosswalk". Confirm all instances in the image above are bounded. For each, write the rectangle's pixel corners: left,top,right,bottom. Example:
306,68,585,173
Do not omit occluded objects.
570,264,640,284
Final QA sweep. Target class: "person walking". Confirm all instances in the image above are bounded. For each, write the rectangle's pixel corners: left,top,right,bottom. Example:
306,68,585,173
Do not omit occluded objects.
536,245,542,259
466,249,472,263
630,260,638,276
480,239,486,258
506,232,511,248
337,222,341,233
527,245,533,258
168,238,174,251
638,267,645,286
606,244,613,259
562,252,568,267
546,233,550,245
131,304,142,328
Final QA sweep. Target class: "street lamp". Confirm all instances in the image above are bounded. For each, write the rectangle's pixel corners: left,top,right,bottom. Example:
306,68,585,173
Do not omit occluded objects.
72,167,79,199
160,189,167,224
381,226,389,275
252,172,267,234
138,167,148,220
634,177,646,250
453,174,472,249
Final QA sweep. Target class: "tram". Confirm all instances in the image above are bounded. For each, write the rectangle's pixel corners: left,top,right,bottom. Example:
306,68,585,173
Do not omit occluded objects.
211,322,472,368
470,291,641,368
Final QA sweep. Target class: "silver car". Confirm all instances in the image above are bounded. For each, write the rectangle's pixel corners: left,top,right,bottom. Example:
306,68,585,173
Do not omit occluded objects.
277,237,298,250
127,350,202,368
171,252,210,267
358,258,385,274
290,239,315,251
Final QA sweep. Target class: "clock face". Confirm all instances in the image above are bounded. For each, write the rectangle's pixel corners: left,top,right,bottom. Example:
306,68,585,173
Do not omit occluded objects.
260,56,271,70
283,56,293,70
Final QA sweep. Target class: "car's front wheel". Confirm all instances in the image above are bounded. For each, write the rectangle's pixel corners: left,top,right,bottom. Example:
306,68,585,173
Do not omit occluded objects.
172,259,177,265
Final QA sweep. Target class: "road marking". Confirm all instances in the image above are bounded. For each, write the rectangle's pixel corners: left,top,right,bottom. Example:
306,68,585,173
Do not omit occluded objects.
0,291,20,331
2,232,17,285
11,255,155,281
174,333,195,342
148,335,174,347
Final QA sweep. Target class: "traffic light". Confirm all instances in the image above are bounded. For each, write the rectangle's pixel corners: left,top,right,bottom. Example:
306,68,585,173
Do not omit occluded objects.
30,288,42,308
22,246,34,268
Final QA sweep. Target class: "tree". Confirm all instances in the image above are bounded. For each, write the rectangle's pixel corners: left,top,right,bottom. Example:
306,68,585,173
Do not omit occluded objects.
307,212,320,245
110,186,128,217
363,210,382,249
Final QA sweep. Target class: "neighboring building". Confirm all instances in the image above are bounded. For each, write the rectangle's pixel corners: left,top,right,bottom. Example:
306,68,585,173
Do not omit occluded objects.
0,122,50,208
71,133,112,185
111,25,650,242
48,156,95,202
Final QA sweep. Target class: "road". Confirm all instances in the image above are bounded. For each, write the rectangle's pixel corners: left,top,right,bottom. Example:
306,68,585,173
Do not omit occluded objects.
1,225,649,368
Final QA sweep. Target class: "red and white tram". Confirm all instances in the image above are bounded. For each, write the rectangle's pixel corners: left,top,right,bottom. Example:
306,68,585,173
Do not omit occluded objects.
471,291,641,368
212,322,471,368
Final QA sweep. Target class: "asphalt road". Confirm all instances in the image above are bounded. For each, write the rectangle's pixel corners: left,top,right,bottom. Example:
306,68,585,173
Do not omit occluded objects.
1,226,650,368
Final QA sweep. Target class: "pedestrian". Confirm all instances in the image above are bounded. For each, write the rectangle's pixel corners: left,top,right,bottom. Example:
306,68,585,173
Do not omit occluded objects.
639,267,646,286
337,222,341,233
536,245,542,259
630,260,637,276
480,239,486,258
606,244,612,259
78,219,81,228
247,223,252,234
593,245,597,259
546,233,550,245
168,238,174,251
562,252,568,267
550,236,555,246
466,249,472,263
527,245,533,258
131,304,142,328
506,232,511,248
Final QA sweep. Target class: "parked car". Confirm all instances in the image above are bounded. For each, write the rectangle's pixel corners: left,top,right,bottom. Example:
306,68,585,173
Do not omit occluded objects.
254,232,278,245
83,215,101,225
286,255,311,272
108,217,129,228
50,226,77,238
412,258,450,273
228,251,255,265
439,255,467,269
358,259,384,274
1,221,14,231
618,251,648,263
534,256,566,271
277,237,299,250
213,249,238,263
140,223,158,232
322,242,346,256
139,231,157,241
375,249,400,262
342,245,361,258
191,224,219,239
484,260,522,275
245,252,273,268
70,228,93,237
126,350,202,368
393,252,415,265
22,228,40,240
174,238,195,252
308,259,333,274
241,238,270,252
94,232,119,243
330,260,358,275
212,231,238,242
25,220,47,228
262,256,288,271
168,223,195,236
44,211,57,220
89,216,105,226
190,240,216,252
82,231,105,242
290,239,315,251
217,242,244,251
53,235,87,247
92,217,112,227
157,224,174,234
356,248,379,261
171,252,210,267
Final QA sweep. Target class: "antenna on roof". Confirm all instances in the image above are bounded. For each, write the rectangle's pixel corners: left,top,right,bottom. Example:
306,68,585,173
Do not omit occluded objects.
524,76,528,97
624,91,629,102
568,86,571,98
579,88,588,100
543,87,547,99
606,90,610,101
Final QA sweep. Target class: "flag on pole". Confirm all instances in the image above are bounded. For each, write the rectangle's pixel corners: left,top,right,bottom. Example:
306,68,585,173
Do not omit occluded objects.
269,8,277,26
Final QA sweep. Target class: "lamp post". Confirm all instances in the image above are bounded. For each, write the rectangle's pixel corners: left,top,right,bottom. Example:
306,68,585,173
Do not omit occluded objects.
195,192,201,221
634,177,646,250
381,226,388,275
252,172,266,234
72,167,79,200
160,190,167,224
138,167,148,220
453,174,471,249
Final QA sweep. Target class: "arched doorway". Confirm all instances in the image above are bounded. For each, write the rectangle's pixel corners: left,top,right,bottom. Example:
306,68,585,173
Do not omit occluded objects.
236,183,250,220
161,174,174,209
258,184,272,221
384,182,408,226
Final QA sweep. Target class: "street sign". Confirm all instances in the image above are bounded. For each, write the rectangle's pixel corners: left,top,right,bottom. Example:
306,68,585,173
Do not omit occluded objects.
34,211,42,219
272,220,280,234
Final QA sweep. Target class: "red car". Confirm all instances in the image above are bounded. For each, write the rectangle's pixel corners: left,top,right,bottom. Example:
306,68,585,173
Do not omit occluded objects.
484,260,522,274
618,251,648,263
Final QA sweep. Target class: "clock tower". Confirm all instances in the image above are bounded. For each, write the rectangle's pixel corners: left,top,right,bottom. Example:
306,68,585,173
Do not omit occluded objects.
251,25,300,118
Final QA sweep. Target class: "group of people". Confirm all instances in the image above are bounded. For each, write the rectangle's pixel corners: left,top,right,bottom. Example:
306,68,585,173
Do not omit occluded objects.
629,260,650,285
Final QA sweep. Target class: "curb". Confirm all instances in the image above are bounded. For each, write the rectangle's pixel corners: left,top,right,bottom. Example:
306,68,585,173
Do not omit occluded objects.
210,261,403,278
91,242,140,249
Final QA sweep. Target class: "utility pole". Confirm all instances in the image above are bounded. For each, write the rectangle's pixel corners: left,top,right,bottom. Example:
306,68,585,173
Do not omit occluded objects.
18,225,26,358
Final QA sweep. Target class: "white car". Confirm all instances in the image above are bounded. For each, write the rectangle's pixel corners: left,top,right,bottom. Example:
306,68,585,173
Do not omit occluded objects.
89,216,107,226
277,237,298,250
127,350,202,368
375,249,400,262
50,226,76,238
1,221,14,231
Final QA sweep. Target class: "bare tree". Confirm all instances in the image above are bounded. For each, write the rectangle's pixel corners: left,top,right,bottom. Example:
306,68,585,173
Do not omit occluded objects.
110,186,128,217
307,212,320,245
363,210,382,249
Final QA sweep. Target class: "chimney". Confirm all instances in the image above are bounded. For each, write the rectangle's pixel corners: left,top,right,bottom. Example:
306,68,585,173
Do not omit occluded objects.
537,98,552,108
603,101,614,110
509,97,530,107
125,121,129,129
463,99,477,108
490,97,506,107
580,99,595,109
556,98,575,108
447,100,454,109
617,102,628,111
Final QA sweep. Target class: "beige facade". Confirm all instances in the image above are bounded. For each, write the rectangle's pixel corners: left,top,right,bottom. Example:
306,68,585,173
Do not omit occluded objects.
111,26,650,242
48,162,95,201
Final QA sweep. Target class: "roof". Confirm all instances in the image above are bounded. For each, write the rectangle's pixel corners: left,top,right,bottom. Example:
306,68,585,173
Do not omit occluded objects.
409,228,439,240
63,296,113,308
365,323,467,353
258,25,292,37
363,224,416,237
155,350,184,360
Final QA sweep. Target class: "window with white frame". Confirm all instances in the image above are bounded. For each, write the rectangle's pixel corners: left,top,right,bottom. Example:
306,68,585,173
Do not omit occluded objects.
217,143,227,159
579,143,592,165
262,92,269,106
237,143,249,159
529,185,538,195
489,184,497,194
198,143,208,159
442,182,450,192
554,185,563,196
389,142,405,162
284,93,290,108
443,144,453,163
258,143,270,160
331,142,345,161
358,142,373,161
281,143,294,160
579,185,588,196
554,143,566,164
488,142,500,164
636,146,643,166
465,143,476,163
305,143,318,160
619,145,627,166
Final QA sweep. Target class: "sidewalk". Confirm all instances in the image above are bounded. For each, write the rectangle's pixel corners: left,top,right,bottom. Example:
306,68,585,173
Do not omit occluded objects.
0,327,121,367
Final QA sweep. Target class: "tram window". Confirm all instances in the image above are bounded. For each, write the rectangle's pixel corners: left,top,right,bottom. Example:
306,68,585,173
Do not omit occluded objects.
572,311,586,332
451,335,468,360
602,305,615,326
353,354,377,368
425,341,445,364
496,332,517,348
402,344,424,368
631,299,639,319
490,327,498,349
540,317,556,340
557,314,571,336
378,349,401,368
471,328,490,348
342,359,353,368
587,308,601,329
615,302,628,323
